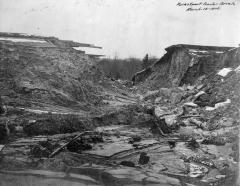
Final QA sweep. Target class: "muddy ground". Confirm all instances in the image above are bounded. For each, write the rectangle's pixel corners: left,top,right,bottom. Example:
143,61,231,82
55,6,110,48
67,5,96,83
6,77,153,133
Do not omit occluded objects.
0,80,239,186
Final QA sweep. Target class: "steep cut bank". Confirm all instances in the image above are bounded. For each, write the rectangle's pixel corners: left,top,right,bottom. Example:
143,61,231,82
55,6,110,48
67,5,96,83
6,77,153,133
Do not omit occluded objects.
133,44,236,89
0,41,104,111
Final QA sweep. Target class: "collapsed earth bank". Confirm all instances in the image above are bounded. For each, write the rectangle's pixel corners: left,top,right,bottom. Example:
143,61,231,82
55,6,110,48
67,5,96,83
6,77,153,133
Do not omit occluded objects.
0,35,239,186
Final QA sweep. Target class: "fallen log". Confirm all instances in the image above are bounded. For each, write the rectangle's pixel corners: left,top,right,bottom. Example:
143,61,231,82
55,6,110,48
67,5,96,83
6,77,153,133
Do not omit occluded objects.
48,131,94,158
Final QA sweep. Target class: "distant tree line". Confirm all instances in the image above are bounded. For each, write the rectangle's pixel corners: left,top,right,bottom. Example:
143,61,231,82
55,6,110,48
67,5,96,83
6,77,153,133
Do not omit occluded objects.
97,55,158,80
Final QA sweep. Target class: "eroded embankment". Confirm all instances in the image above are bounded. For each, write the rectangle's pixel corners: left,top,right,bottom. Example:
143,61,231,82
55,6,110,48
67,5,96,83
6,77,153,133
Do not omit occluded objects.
133,44,238,90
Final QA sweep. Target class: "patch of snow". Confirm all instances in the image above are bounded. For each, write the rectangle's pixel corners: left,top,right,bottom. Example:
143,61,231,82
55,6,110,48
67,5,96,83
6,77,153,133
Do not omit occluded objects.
195,91,205,98
183,102,198,107
216,175,226,179
205,106,216,111
189,49,224,54
189,49,209,53
215,99,231,107
189,53,201,57
0,145,4,152
0,37,47,43
187,85,195,90
217,68,232,77
206,99,231,111
73,47,103,55
234,65,240,73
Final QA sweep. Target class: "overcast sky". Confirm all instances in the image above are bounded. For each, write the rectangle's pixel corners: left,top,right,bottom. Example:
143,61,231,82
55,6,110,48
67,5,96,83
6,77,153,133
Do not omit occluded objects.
0,0,239,58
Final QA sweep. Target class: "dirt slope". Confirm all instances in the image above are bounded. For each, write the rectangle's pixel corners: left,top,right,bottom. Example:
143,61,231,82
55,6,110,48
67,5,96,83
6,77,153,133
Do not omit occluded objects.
133,44,236,90
0,41,105,111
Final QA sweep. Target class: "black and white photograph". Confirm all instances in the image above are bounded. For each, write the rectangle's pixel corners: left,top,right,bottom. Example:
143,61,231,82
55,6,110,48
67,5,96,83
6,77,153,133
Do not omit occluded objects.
0,0,239,185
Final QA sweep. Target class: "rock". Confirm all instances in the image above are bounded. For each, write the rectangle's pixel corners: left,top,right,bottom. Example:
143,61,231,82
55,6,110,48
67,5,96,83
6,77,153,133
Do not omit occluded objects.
120,161,135,167
154,97,162,104
186,138,200,149
164,115,178,128
154,106,170,118
138,152,150,165
151,118,171,135
128,136,141,144
168,140,176,149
